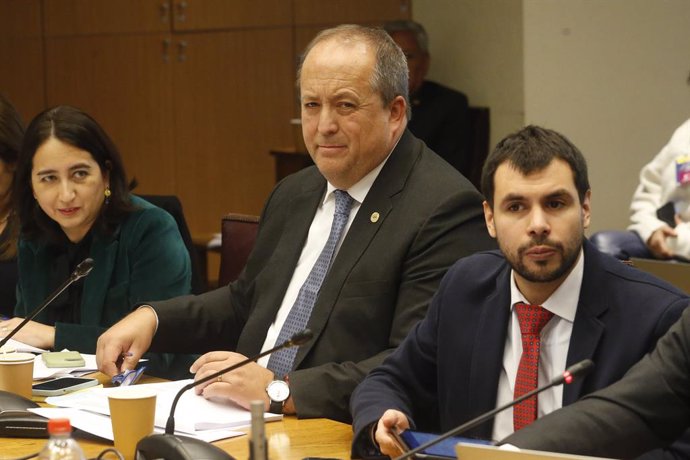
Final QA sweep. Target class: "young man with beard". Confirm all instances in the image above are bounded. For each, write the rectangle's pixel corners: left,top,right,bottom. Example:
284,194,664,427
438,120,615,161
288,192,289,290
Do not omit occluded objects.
350,125,690,459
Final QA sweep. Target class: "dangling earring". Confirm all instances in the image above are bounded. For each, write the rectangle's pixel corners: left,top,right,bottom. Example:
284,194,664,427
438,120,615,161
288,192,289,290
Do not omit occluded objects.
104,187,111,205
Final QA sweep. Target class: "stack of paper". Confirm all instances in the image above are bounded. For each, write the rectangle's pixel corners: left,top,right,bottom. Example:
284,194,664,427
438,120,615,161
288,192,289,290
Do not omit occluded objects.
34,380,281,442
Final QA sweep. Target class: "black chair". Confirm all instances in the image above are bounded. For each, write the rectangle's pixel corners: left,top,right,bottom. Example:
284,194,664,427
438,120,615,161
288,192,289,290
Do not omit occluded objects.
467,106,490,190
138,195,206,294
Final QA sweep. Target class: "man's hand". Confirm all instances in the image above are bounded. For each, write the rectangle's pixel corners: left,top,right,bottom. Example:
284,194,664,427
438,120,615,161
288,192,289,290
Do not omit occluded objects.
96,307,157,376
0,317,55,349
647,225,677,259
190,351,292,412
375,409,411,457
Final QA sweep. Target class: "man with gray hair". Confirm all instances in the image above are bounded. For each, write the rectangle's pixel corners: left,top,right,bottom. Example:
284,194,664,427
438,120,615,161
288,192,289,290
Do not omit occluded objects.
384,20,473,179
96,24,493,422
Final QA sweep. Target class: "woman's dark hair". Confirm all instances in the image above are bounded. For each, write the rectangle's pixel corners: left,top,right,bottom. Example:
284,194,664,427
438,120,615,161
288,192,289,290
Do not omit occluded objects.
0,94,24,259
15,105,134,242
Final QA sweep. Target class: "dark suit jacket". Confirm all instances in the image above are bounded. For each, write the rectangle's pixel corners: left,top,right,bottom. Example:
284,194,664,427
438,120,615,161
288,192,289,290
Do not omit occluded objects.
16,196,193,378
408,80,471,177
503,307,690,459
149,130,496,422
351,240,690,458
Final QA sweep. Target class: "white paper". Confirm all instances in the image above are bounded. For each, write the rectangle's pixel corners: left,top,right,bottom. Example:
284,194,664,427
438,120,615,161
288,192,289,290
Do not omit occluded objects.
33,353,99,380
46,380,282,434
0,337,47,354
29,407,244,443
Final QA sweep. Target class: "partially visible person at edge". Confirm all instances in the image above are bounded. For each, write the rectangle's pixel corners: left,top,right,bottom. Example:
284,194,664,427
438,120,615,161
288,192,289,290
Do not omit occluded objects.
384,20,472,178
95,24,495,423
0,95,23,317
0,105,195,379
350,125,690,459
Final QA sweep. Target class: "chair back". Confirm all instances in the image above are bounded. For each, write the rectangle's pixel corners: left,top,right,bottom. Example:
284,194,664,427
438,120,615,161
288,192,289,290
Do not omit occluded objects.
138,194,206,294
218,213,260,286
467,106,490,190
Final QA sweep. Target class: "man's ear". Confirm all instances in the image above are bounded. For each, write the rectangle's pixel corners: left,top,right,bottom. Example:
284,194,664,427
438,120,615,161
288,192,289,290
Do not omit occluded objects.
483,201,497,238
389,95,406,124
581,189,592,229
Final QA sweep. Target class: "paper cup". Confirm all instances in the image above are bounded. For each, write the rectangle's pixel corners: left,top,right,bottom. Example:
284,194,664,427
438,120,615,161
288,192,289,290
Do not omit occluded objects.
108,388,156,460
0,352,35,399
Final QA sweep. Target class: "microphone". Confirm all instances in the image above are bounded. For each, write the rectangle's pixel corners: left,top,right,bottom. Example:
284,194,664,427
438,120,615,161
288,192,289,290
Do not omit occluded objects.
0,258,94,349
393,359,594,460
135,329,314,460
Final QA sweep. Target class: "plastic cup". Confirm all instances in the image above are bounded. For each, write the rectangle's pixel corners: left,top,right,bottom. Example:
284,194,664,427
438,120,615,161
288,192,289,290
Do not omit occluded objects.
108,388,156,460
0,352,35,399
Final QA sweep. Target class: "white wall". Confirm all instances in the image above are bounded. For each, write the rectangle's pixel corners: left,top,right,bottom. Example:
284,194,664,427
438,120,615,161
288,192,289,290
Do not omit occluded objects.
414,0,690,233
413,0,524,149
523,0,690,232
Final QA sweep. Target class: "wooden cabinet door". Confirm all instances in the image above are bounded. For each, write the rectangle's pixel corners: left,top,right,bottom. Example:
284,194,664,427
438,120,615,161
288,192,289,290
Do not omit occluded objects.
45,33,176,194
171,0,291,31
43,0,171,36
294,0,411,26
172,27,294,233
0,0,44,121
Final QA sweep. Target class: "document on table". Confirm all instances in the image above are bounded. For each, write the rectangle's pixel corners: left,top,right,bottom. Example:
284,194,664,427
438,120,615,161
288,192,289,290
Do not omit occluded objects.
44,380,282,438
33,352,99,380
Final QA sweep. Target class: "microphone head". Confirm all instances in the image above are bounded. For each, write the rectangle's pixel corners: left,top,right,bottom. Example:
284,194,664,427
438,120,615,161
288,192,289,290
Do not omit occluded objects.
74,258,95,278
565,359,594,378
287,329,313,347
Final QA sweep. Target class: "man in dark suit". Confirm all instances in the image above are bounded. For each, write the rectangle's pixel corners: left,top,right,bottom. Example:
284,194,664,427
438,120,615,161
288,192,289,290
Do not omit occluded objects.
350,126,690,458
384,20,472,178
502,307,690,458
95,25,494,423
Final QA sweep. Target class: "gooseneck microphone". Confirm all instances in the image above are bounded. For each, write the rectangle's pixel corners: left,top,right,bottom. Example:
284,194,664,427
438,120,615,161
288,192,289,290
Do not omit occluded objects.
393,359,595,460
0,257,95,349
135,329,314,460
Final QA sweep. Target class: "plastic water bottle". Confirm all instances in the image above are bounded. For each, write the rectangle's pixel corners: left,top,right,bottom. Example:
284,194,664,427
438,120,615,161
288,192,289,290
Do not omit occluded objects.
38,418,86,460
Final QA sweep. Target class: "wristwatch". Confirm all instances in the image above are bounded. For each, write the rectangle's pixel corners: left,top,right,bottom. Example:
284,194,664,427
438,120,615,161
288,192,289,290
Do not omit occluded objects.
266,379,290,414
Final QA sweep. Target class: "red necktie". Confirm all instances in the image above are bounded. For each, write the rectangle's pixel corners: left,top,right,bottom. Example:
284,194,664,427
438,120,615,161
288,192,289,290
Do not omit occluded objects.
513,302,554,431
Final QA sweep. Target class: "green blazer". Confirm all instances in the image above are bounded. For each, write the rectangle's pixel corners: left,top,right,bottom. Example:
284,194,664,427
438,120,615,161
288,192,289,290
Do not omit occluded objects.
15,196,192,376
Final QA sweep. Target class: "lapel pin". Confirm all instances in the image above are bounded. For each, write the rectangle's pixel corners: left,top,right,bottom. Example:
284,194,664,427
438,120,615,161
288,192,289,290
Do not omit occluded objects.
370,212,380,223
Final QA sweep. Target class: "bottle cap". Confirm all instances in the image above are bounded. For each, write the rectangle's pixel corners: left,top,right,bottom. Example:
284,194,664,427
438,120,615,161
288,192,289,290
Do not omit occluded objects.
47,418,72,434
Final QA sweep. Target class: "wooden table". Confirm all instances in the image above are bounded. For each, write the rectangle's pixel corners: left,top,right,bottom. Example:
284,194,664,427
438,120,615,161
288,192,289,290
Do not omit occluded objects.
1,373,353,459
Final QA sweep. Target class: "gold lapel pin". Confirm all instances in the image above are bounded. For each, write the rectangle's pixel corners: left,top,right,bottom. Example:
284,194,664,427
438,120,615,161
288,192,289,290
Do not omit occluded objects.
370,212,380,223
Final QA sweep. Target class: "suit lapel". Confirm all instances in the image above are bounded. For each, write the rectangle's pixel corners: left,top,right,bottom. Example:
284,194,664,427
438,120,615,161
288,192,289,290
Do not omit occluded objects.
563,241,607,405
293,131,419,367
240,174,324,355
467,265,512,437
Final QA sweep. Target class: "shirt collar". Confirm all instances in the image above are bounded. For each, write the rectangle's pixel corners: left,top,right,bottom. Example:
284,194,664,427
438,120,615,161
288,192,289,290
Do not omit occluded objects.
509,248,584,322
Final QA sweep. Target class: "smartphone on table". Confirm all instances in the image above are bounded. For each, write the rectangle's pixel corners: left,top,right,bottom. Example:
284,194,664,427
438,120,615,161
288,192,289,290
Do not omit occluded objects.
391,429,493,460
32,376,99,396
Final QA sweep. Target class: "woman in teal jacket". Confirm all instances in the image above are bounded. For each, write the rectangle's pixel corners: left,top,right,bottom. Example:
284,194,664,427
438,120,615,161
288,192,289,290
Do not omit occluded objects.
0,106,192,378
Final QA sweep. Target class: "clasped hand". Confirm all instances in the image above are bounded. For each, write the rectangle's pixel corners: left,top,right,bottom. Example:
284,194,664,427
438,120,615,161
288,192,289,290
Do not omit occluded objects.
190,351,274,411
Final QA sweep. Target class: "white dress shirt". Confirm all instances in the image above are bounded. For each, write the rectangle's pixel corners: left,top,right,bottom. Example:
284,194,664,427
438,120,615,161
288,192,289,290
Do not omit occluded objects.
491,249,584,441
257,153,392,367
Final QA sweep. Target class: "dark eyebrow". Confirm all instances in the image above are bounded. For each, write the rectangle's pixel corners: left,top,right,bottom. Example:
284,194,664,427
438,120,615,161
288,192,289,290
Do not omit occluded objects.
35,162,93,176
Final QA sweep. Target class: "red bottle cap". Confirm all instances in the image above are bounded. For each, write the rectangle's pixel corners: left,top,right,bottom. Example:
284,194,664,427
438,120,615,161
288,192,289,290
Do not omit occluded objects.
47,418,72,434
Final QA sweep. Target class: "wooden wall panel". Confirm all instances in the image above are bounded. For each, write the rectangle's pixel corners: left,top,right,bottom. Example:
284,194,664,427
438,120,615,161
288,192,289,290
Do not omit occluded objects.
45,34,176,194
294,0,410,26
173,28,294,233
0,0,44,120
43,0,171,37
172,0,292,31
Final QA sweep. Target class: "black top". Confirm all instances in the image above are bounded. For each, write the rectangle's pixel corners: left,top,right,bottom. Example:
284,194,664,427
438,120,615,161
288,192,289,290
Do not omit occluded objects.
0,224,17,317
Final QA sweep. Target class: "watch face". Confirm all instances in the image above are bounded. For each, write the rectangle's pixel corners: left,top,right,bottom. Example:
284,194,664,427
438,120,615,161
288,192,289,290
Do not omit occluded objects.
267,380,290,402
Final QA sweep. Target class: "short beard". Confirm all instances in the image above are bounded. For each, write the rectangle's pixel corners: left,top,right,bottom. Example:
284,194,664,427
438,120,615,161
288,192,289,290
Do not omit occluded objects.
507,235,582,283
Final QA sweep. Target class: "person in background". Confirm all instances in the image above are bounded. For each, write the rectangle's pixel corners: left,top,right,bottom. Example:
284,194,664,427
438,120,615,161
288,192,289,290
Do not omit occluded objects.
350,125,690,459
0,95,23,318
384,20,472,178
0,105,193,378
96,24,494,423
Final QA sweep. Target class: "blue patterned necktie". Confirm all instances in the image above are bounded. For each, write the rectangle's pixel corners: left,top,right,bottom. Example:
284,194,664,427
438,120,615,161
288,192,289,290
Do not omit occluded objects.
267,189,355,377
